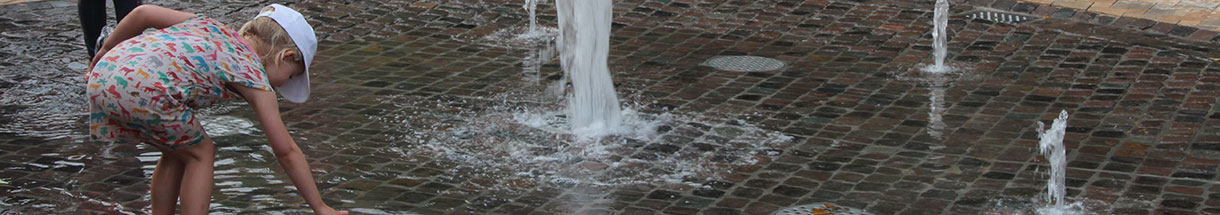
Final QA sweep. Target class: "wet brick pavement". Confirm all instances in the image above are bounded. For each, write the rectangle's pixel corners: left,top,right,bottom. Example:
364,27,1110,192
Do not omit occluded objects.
3,0,1220,214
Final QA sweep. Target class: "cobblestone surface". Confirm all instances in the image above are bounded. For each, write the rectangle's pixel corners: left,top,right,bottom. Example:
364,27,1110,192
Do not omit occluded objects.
3,0,1220,214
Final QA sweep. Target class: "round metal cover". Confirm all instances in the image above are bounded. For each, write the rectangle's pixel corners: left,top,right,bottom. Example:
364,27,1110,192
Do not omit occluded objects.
773,203,873,215
701,55,785,72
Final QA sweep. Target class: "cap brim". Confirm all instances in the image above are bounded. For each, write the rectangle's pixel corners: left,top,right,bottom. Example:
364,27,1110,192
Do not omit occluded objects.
279,66,310,103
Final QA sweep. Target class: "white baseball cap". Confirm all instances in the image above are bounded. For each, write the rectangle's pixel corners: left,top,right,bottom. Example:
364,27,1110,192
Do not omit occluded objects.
256,4,317,103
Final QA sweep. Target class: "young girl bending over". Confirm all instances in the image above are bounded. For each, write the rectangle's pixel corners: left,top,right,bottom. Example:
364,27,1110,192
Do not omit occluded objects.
85,4,347,215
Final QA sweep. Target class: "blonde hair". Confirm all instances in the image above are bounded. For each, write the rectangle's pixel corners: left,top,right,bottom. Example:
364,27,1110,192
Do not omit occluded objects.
238,7,302,66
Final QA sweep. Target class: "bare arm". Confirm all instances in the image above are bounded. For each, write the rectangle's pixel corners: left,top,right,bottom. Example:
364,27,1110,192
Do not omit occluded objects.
233,84,348,215
87,5,195,73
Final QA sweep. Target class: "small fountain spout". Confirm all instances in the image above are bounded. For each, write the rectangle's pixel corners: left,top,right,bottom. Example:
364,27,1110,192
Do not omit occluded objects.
1035,110,1083,215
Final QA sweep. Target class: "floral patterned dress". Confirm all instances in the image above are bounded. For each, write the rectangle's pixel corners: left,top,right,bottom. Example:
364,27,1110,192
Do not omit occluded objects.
87,14,271,150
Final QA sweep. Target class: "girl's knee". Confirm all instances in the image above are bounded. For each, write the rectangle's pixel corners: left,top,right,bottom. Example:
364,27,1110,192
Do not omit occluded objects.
175,138,216,163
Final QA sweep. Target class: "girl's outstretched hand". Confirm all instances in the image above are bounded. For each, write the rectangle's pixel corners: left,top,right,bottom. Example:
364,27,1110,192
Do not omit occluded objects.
233,86,348,215
313,206,349,215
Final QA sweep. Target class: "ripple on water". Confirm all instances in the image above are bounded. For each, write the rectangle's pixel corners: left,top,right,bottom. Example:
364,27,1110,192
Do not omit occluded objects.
0,76,88,139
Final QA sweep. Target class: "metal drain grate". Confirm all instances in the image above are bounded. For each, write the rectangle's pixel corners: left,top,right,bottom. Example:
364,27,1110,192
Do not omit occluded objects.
701,56,785,72
773,203,873,215
965,11,1037,24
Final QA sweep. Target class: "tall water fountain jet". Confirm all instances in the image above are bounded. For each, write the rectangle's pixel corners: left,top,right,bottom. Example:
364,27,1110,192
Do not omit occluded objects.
556,0,622,136
1035,110,1082,215
923,0,952,73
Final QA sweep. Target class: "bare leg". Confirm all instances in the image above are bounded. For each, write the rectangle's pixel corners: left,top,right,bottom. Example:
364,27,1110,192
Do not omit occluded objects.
175,137,216,215
149,144,185,215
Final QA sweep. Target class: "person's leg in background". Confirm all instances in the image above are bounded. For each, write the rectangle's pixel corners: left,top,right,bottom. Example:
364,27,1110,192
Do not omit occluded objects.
79,0,142,60
112,0,141,22
78,0,106,59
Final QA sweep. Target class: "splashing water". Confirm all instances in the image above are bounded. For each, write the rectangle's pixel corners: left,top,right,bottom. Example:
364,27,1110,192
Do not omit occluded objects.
1036,110,1084,215
556,0,622,138
922,0,953,73
369,95,795,192
374,0,793,196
